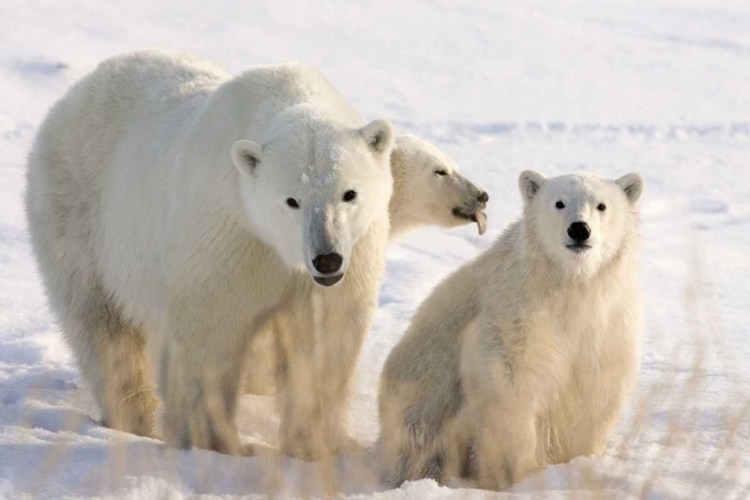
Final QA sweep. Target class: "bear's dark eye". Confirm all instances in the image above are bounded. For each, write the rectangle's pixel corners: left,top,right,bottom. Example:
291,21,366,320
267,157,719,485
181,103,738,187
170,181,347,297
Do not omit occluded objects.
343,190,357,202
555,201,565,209
597,203,607,212
286,198,299,209
435,170,448,176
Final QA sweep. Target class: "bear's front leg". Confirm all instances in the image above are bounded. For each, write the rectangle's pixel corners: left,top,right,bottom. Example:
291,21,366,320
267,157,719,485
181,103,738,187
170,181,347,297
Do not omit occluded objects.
274,217,388,460
567,315,641,462
460,322,544,490
159,312,248,455
471,401,541,490
566,370,635,461
274,290,374,460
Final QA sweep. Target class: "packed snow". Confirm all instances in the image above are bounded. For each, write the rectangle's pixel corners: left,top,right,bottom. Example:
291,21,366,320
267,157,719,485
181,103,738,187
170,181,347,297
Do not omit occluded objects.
1,0,749,498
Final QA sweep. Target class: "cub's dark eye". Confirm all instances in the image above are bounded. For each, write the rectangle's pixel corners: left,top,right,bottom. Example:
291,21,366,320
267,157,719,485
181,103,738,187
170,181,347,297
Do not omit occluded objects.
343,190,357,202
597,203,606,212
435,170,448,176
286,198,299,209
555,201,565,209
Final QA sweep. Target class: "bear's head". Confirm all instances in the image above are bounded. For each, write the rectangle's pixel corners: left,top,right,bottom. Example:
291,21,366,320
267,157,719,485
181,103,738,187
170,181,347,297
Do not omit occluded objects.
519,170,644,277
391,135,489,236
232,117,394,286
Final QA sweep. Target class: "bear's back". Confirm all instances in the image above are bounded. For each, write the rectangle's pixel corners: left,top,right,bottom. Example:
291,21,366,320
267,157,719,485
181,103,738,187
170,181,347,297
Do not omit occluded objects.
222,62,362,128
93,50,230,109
30,50,228,180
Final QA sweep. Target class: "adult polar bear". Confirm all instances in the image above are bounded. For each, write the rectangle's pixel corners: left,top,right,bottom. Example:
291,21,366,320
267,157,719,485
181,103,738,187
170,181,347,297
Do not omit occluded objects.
379,171,645,489
26,50,395,457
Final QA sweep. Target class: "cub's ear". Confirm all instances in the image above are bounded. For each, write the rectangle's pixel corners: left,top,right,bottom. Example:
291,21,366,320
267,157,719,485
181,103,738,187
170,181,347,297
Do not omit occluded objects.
231,140,263,176
360,119,395,155
616,173,645,204
518,170,546,202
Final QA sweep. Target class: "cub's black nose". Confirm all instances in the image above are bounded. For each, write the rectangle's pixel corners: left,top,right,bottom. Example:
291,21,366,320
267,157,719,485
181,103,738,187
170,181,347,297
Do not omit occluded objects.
567,222,591,242
477,191,489,203
312,253,343,274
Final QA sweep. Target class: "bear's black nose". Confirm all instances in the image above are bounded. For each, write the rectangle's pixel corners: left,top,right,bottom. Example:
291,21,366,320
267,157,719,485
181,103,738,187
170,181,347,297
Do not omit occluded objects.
312,253,343,274
477,191,489,203
567,222,591,242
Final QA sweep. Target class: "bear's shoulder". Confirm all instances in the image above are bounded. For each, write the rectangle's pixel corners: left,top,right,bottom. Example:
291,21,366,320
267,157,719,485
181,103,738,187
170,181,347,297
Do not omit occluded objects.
97,50,229,83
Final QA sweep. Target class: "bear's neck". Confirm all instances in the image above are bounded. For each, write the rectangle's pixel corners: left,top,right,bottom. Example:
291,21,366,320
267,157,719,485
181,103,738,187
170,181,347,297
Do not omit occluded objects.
387,155,420,241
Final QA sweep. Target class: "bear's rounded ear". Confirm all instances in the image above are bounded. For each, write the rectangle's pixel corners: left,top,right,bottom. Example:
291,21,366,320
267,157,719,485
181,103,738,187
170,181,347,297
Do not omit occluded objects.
231,140,263,177
360,119,395,156
615,173,645,205
518,170,546,202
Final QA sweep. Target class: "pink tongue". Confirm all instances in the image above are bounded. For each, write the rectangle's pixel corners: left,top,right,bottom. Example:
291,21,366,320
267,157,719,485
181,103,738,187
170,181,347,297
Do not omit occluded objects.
475,211,487,235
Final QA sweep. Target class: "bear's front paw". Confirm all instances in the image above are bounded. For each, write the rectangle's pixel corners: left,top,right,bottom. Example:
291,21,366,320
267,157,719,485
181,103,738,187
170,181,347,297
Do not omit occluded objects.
474,454,543,491
336,433,366,454
279,432,318,461
163,411,245,455
101,389,160,438
280,427,364,460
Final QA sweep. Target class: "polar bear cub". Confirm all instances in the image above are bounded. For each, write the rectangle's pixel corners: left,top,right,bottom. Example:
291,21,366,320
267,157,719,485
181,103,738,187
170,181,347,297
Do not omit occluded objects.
243,134,489,396
378,171,645,489
26,50,395,456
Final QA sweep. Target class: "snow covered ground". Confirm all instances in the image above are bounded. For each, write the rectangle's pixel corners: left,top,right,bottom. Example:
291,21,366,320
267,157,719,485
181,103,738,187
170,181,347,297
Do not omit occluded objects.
1,0,749,498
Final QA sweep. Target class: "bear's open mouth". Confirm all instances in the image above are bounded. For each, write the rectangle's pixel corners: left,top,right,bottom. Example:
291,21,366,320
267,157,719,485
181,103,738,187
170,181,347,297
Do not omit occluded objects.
313,274,344,287
566,243,591,253
452,207,488,235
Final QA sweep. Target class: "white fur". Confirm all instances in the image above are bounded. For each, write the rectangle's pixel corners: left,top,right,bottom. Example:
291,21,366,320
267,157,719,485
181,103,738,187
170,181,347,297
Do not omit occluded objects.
25,50,394,456
378,171,645,489
389,134,488,239
242,134,489,396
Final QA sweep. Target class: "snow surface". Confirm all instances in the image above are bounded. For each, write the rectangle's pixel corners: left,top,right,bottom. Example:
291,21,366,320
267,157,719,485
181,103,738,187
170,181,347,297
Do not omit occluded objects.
1,0,749,498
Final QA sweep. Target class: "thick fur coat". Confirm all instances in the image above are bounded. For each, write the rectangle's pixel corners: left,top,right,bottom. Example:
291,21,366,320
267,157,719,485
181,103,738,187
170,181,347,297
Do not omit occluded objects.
26,50,395,457
378,171,645,489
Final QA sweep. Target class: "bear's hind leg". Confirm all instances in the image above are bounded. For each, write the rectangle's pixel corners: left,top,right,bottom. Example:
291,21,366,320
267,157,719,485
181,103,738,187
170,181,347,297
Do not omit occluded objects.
61,295,158,437
26,148,158,437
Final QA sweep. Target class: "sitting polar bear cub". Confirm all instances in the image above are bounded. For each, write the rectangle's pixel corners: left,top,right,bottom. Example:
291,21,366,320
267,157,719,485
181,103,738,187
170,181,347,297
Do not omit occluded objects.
378,171,645,489
26,50,396,457
243,134,489,396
